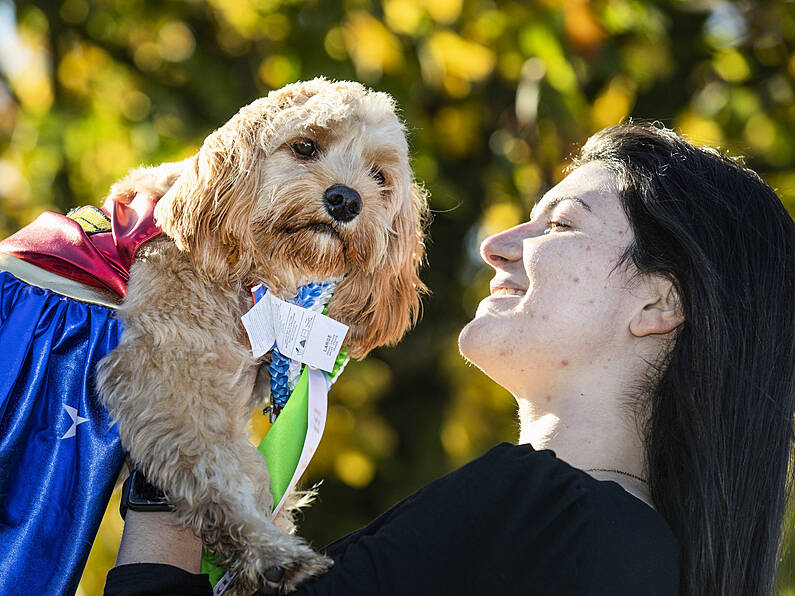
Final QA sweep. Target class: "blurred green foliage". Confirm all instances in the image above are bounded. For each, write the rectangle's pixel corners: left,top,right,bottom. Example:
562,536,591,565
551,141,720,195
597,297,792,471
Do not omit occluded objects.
1,0,794,593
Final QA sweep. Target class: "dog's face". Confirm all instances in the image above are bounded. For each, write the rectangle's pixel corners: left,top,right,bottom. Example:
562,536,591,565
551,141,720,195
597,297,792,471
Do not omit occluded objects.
154,78,428,358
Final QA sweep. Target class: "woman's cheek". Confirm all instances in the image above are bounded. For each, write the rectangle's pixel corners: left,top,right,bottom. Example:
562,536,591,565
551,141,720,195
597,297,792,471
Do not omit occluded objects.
525,237,591,297
527,240,624,336
524,238,565,284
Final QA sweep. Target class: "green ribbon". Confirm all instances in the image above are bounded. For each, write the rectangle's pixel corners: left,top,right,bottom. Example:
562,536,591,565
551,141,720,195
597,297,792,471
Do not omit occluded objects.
200,349,348,588
201,367,311,586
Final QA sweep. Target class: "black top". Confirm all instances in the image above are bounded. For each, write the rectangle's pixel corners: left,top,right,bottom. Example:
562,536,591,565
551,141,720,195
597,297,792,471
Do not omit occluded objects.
105,442,680,596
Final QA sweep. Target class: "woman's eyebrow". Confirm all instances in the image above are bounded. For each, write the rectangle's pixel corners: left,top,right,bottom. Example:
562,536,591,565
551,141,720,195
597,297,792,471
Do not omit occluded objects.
530,195,593,219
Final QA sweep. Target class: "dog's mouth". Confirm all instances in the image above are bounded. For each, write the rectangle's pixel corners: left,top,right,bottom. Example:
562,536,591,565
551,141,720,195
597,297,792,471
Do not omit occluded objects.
268,221,349,278
301,223,340,238
282,222,341,239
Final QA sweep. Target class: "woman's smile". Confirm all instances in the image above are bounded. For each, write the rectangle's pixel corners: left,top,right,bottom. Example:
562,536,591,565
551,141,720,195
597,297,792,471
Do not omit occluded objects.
490,286,525,297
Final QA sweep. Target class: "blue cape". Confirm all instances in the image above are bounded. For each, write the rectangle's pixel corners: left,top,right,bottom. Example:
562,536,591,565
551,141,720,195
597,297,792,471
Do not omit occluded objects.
0,271,125,593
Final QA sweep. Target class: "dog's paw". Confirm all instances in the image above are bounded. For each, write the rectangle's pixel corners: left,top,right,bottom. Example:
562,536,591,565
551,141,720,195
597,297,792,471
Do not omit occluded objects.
233,538,333,594
257,551,334,595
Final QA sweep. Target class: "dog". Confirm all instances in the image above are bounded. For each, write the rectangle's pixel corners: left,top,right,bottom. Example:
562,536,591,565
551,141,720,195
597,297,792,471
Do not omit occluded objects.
92,78,428,593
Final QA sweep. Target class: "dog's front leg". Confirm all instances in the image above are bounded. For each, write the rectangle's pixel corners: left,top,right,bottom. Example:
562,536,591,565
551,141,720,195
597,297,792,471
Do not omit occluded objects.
98,325,331,594
96,246,331,594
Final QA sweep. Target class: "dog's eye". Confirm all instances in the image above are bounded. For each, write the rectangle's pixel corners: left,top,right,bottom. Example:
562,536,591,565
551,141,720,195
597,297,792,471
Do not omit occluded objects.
291,140,317,158
370,169,386,186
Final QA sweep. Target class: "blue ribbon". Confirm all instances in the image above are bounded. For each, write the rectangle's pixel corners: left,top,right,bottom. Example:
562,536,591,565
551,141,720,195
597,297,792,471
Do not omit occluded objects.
267,282,333,410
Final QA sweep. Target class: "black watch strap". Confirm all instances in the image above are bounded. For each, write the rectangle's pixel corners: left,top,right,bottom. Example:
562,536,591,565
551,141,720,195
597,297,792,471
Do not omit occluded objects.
119,468,172,520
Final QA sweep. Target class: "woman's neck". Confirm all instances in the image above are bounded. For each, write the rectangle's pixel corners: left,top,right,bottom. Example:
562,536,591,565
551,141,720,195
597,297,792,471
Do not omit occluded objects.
517,404,655,510
516,396,648,491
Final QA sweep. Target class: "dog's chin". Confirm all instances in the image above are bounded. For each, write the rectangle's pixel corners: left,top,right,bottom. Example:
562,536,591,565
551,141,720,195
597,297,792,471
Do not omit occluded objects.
275,225,346,280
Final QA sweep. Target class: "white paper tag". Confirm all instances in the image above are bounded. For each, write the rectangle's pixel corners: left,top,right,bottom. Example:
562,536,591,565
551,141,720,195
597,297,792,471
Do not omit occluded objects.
241,296,276,358
241,291,349,372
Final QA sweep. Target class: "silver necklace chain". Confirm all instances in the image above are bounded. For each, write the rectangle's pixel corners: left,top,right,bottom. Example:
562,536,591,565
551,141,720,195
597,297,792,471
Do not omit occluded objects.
584,468,648,484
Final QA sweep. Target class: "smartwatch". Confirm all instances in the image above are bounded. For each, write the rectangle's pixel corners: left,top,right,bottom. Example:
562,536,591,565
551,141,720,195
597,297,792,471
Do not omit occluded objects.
119,468,172,520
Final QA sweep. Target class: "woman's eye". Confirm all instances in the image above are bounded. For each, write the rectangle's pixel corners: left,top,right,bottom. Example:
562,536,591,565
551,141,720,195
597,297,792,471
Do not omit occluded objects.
544,219,570,233
370,169,386,186
291,139,317,158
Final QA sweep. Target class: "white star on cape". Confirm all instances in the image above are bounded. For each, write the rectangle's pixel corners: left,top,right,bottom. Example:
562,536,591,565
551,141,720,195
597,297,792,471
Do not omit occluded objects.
61,404,89,439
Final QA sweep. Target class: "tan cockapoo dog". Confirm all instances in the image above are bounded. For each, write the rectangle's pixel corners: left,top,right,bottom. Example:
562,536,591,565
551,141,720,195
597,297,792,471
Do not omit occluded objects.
95,78,428,594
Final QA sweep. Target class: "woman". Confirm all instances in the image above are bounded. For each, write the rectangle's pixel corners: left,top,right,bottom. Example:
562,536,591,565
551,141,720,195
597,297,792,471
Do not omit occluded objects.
105,123,795,595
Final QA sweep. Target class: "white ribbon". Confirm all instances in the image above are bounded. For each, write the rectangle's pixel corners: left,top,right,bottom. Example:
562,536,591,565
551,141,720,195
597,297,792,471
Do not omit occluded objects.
214,367,329,596
272,367,328,517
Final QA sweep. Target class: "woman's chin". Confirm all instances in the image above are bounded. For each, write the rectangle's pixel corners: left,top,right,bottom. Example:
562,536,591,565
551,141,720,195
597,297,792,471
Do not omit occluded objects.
458,316,490,366
458,321,520,395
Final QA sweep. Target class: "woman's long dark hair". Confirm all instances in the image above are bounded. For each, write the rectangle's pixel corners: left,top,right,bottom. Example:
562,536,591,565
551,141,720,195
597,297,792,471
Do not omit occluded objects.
574,123,795,595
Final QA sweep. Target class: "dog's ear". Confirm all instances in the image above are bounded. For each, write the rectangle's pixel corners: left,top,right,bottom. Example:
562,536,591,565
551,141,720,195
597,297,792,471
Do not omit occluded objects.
332,180,429,359
154,126,263,283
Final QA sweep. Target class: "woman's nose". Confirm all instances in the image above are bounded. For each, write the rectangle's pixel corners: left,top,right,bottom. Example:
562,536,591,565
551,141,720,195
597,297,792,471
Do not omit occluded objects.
480,224,528,269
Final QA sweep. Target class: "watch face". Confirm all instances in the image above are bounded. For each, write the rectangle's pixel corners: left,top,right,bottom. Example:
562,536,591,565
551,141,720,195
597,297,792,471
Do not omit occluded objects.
130,470,169,506
119,469,172,520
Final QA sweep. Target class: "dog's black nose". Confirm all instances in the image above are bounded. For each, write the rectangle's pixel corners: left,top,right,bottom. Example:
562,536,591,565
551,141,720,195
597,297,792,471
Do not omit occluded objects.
323,185,362,223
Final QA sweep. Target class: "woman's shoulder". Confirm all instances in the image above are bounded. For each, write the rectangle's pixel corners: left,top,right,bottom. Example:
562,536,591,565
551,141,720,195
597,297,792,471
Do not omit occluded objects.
442,443,679,594
471,441,680,547
472,442,680,593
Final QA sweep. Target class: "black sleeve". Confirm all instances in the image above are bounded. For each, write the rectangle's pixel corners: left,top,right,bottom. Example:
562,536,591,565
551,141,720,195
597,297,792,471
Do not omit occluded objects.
104,563,213,596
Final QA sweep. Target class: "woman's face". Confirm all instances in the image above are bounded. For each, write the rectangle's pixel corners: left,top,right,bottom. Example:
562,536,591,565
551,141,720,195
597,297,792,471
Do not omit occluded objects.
459,161,642,396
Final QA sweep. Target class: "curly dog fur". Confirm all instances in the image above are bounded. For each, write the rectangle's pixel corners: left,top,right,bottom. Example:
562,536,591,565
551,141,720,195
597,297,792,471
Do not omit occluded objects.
95,78,428,593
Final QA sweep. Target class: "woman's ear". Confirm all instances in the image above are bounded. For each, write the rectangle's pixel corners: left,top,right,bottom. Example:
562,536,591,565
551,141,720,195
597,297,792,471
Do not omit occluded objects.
630,277,685,337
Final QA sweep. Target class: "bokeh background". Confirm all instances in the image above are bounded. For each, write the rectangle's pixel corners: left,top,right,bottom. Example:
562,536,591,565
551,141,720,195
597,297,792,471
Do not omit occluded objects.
1,0,794,593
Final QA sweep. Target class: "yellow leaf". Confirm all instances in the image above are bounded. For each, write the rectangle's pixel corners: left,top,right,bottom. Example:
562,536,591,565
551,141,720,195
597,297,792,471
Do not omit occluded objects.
563,0,605,51
423,0,462,24
426,31,495,83
433,105,481,157
480,202,522,239
157,21,195,63
259,54,301,89
334,450,375,488
441,420,470,456
383,0,424,36
344,11,404,80
324,27,348,61
744,113,777,153
713,49,751,83
676,111,725,148
591,76,636,130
